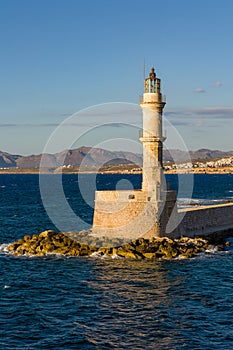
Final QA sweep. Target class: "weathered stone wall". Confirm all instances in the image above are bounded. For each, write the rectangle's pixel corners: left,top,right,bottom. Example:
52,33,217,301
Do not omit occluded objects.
92,189,233,240
92,189,178,239
178,203,233,237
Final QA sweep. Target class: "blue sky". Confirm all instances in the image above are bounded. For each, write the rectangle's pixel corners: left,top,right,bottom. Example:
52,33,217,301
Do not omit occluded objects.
0,0,233,155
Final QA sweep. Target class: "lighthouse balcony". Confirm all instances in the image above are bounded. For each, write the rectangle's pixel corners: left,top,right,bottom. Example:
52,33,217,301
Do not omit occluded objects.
139,129,167,140
140,95,166,104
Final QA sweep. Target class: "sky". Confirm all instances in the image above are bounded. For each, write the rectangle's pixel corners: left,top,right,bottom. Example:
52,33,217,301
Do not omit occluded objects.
0,0,233,155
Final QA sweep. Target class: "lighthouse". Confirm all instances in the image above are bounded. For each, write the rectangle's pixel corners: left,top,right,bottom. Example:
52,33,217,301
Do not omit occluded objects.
92,67,178,239
140,67,166,199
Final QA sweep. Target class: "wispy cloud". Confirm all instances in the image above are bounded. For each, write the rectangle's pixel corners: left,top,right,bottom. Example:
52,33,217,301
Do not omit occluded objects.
165,107,233,120
194,107,233,118
0,121,136,129
191,120,204,127
195,88,205,93
0,123,60,128
194,81,222,93
165,107,233,131
212,81,222,87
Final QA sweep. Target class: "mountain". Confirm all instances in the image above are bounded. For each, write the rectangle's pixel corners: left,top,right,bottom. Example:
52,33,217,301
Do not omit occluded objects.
1,147,143,169
189,149,233,160
16,154,58,169
0,147,233,169
0,151,20,168
55,146,142,168
163,149,233,162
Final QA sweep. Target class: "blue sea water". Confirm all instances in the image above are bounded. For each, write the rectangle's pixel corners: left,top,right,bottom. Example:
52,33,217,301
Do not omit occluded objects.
1,174,233,349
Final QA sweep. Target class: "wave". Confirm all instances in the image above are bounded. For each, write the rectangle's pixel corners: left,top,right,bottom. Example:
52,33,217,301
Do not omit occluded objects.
90,251,122,260
0,244,10,255
177,197,233,208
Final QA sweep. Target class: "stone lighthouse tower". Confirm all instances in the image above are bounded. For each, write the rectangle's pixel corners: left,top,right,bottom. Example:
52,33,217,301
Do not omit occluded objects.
140,67,166,200
92,67,178,239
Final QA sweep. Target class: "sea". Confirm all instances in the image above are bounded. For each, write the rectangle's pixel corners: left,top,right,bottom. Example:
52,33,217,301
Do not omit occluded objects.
1,173,233,349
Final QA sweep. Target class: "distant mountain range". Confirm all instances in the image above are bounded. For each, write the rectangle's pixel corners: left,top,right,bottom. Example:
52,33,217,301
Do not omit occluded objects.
164,149,233,162
1,147,233,169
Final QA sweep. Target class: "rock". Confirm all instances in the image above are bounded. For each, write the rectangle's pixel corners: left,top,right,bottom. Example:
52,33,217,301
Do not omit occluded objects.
164,248,178,259
112,247,118,255
53,247,69,255
67,248,80,256
116,250,143,259
36,245,45,254
116,246,144,259
17,239,25,245
7,230,220,260
178,254,189,259
120,243,135,252
8,242,21,251
79,245,92,256
98,247,108,254
24,235,31,241
27,246,37,255
39,230,56,238
8,244,16,251
162,238,174,246
43,243,56,252
143,252,157,259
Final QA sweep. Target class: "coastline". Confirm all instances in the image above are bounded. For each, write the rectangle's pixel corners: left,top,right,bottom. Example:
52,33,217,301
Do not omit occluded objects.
0,166,232,175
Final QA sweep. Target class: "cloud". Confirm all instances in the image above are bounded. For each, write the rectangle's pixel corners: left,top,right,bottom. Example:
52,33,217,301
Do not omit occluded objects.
166,120,190,126
194,107,233,118
0,123,60,128
212,81,222,87
104,122,134,128
0,121,138,129
0,123,19,127
165,107,233,130
191,120,204,127
195,88,205,93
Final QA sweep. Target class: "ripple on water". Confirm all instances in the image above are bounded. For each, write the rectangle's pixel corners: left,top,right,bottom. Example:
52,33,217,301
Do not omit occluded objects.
1,247,233,349
1,174,233,349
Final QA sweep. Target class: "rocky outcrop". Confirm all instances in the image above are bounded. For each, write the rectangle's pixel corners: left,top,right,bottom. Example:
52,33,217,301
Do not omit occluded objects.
8,230,96,257
7,230,217,259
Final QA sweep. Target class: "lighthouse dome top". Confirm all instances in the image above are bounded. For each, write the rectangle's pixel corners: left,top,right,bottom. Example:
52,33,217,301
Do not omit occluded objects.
149,67,156,79
144,67,161,94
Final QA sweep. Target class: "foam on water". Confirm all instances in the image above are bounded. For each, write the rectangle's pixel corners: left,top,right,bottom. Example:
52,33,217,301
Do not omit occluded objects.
205,245,219,254
177,197,233,208
111,253,122,259
90,251,101,258
0,243,10,255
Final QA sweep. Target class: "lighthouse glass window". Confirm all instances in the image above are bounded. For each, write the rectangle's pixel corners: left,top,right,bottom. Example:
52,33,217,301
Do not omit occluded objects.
144,78,158,93
151,80,156,93
155,79,160,93
144,80,149,93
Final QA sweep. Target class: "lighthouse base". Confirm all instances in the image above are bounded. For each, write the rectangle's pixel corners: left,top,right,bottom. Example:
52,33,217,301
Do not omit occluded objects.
91,189,179,240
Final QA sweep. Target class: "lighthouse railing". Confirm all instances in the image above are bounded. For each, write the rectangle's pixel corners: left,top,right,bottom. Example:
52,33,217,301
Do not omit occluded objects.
139,129,167,139
139,95,166,103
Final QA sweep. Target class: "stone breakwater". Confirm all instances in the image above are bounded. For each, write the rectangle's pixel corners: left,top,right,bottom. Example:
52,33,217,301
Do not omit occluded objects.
7,229,227,259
